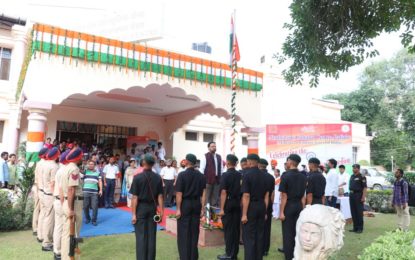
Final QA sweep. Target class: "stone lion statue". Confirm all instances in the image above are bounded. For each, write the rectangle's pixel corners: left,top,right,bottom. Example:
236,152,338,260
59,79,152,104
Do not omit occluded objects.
293,204,345,260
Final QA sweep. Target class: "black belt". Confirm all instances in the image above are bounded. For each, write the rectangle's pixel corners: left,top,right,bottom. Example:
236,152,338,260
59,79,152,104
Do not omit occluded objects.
64,196,84,200
55,196,60,200
183,197,199,200
227,196,240,200
350,190,362,194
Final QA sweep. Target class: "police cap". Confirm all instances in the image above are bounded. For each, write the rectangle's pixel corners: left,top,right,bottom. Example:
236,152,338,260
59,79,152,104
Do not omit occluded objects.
259,158,269,166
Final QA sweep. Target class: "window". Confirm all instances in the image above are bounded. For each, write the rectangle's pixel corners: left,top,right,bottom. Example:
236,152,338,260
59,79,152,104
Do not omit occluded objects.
203,133,215,143
242,136,248,146
0,47,12,80
185,131,198,141
352,146,358,164
0,121,4,142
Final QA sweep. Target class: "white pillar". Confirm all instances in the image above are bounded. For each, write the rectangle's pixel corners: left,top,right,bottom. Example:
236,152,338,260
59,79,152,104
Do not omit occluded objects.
10,25,28,88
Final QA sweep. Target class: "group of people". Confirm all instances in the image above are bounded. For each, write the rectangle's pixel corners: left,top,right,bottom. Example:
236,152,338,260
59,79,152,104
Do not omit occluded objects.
0,151,18,189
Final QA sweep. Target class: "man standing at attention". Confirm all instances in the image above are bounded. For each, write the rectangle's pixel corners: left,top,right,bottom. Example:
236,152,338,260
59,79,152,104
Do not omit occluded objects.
241,154,269,260
200,142,222,207
160,159,177,208
103,157,120,208
33,148,49,239
176,154,206,260
306,158,326,205
259,159,275,257
217,155,241,260
325,159,339,208
348,164,367,233
279,154,307,260
392,168,410,231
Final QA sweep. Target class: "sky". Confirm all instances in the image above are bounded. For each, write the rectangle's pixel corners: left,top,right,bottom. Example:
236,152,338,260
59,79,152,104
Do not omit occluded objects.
2,0,404,97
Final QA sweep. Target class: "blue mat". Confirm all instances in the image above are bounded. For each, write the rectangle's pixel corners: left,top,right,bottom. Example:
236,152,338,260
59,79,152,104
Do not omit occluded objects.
80,208,164,238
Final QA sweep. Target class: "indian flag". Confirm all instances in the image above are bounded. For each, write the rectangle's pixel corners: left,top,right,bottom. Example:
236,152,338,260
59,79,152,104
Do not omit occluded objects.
230,15,240,66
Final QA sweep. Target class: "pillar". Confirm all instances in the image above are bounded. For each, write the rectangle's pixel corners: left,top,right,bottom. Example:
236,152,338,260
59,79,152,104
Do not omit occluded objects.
241,127,264,155
23,101,52,161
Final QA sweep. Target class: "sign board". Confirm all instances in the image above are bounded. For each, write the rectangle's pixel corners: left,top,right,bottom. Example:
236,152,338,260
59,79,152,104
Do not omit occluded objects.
266,124,352,167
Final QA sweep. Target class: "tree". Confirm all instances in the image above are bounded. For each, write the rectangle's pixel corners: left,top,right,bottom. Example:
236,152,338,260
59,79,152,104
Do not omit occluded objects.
279,0,415,87
325,50,415,169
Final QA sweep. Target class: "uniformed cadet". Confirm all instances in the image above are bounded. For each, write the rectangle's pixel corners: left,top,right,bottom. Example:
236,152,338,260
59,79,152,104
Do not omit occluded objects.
258,158,275,257
239,157,248,176
306,157,326,205
217,154,241,260
130,154,164,260
349,164,367,233
279,154,307,260
53,149,70,260
175,154,206,260
60,148,84,260
41,147,60,251
33,147,49,239
241,154,269,260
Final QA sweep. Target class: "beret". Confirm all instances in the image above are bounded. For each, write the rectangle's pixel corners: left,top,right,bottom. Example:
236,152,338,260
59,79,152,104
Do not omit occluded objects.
308,157,320,165
46,147,60,161
38,147,49,159
287,154,301,164
259,158,269,166
185,154,197,165
226,154,238,164
247,154,260,161
66,148,83,163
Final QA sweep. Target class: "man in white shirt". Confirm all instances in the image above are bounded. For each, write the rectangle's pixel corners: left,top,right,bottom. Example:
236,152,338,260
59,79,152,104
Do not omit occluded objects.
157,142,166,161
338,164,349,196
199,142,223,207
325,159,339,208
160,159,177,207
103,157,120,208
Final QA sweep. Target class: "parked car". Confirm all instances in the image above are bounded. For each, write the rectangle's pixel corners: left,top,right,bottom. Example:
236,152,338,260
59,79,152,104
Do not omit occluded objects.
361,167,392,190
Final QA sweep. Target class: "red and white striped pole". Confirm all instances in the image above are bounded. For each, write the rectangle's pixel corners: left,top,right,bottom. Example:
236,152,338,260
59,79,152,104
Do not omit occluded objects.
230,11,237,155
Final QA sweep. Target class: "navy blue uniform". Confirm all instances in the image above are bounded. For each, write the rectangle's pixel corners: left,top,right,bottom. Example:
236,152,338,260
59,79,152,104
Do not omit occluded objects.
349,173,367,232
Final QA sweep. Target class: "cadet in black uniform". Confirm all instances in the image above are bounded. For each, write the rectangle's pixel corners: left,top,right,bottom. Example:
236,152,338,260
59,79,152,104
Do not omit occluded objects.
241,154,269,260
240,157,248,176
306,157,326,205
217,154,241,260
279,154,307,260
349,164,367,233
130,154,164,260
259,159,275,256
175,154,207,260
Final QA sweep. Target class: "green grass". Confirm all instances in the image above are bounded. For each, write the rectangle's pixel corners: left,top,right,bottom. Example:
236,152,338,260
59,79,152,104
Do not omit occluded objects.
1,213,415,259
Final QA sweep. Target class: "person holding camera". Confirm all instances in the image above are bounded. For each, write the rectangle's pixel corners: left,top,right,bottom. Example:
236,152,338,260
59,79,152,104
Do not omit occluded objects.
130,154,164,260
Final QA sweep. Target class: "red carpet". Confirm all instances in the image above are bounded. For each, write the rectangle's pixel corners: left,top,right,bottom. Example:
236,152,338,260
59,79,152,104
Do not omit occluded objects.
118,206,176,228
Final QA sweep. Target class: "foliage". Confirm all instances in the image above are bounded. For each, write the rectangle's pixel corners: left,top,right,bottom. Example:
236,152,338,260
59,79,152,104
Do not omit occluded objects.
386,172,415,186
358,160,370,166
0,191,34,231
358,231,415,260
366,190,394,213
325,50,415,170
278,0,415,87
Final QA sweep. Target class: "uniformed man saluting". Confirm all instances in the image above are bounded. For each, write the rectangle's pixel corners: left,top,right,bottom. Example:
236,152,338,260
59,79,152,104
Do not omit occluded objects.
306,157,326,205
349,164,367,234
175,154,206,260
130,154,164,260
241,154,269,260
258,158,275,257
217,154,241,260
279,154,307,260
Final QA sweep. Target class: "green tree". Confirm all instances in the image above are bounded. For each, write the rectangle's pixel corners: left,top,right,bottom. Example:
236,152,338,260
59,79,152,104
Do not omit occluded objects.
325,50,415,169
279,0,415,87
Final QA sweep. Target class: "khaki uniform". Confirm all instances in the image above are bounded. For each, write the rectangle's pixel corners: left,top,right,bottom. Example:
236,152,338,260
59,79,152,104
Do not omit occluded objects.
53,163,66,255
41,160,59,248
34,159,46,239
61,162,83,260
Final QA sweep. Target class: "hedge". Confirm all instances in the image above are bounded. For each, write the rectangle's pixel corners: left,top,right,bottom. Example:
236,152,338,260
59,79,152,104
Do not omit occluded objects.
0,190,34,231
358,231,415,260
366,190,394,213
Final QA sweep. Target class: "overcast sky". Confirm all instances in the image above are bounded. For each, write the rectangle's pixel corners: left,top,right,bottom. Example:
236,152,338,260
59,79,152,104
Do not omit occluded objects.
3,0,404,97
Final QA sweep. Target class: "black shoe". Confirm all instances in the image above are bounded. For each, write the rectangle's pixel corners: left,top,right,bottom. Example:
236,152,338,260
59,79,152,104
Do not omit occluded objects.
278,247,284,253
356,230,363,234
85,219,91,224
42,245,53,251
37,238,43,243
54,253,61,260
349,229,356,232
217,255,232,260
92,221,97,226
33,231,37,236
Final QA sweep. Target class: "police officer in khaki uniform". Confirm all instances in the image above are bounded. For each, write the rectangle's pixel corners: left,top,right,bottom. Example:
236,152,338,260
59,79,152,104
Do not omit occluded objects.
41,147,60,251
32,148,48,241
35,147,49,242
53,149,70,260
60,148,84,260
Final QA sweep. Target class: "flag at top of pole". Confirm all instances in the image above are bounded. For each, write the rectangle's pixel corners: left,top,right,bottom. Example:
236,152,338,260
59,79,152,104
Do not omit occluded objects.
230,14,241,66
230,10,239,154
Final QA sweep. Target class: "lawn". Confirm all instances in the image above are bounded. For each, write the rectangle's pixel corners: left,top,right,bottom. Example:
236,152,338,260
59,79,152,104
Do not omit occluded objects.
1,213,414,260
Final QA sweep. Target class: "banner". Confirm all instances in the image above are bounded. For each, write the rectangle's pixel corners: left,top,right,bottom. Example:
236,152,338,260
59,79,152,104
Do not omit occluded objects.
266,124,352,167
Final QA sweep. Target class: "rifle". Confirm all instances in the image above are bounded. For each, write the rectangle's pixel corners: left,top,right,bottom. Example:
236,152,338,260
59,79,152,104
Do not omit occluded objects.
69,215,82,259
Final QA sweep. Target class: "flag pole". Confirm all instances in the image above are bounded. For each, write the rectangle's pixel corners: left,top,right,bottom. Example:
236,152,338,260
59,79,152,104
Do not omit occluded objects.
231,9,237,155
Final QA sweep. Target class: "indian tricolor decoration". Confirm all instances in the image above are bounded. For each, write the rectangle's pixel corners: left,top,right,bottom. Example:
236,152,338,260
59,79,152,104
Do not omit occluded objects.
28,23,263,93
230,12,239,154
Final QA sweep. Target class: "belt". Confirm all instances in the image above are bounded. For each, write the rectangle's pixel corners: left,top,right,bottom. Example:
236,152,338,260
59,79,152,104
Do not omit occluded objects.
350,190,362,194
64,196,84,200
227,196,240,200
55,196,60,200
40,189,44,193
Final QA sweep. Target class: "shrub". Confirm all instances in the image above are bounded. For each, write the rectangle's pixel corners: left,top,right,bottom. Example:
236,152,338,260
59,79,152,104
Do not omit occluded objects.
366,190,394,213
358,231,415,260
386,172,415,185
0,190,34,231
